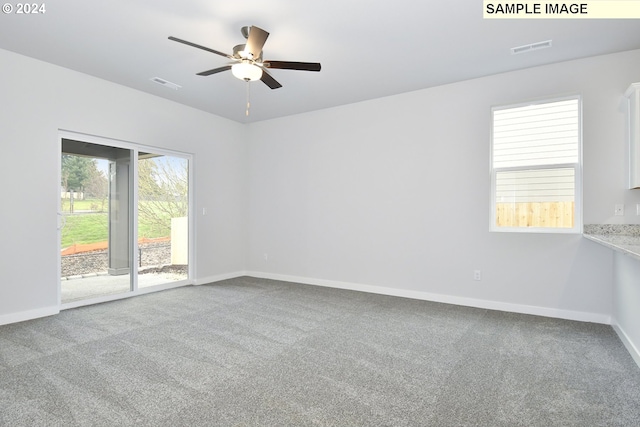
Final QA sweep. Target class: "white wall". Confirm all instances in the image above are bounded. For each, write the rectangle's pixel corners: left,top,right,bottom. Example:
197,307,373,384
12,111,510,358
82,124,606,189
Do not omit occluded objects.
247,49,640,322
0,48,247,323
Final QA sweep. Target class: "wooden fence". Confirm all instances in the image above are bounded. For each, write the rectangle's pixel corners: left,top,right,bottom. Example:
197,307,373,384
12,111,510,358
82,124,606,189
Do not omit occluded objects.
496,202,574,228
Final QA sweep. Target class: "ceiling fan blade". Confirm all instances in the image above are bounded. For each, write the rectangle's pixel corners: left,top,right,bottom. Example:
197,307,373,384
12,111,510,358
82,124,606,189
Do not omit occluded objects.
245,26,269,59
197,65,232,76
168,36,234,59
260,69,282,89
264,60,321,72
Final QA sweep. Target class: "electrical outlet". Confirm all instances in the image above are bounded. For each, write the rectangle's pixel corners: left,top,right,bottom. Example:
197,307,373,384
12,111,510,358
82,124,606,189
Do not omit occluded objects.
636,204,640,215
263,253,268,261
473,270,482,281
615,204,625,216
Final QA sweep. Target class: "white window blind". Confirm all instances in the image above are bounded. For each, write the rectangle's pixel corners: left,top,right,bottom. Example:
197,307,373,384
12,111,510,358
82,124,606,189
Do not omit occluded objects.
496,168,575,203
493,99,579,168
491,97,581,232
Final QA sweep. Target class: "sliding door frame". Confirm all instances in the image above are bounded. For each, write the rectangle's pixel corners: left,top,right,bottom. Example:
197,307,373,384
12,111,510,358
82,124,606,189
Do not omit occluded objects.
58,129,195,309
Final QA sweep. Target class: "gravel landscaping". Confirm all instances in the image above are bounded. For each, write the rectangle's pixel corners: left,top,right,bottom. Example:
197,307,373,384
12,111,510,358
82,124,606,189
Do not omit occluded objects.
61,241,186,278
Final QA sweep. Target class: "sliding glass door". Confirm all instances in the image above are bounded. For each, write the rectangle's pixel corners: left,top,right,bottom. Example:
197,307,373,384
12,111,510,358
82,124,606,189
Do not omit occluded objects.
137,152,189,288
59,134,191,305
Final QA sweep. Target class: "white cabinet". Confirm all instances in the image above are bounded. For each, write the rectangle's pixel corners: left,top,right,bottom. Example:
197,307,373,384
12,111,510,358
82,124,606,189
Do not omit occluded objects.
627,83,640,189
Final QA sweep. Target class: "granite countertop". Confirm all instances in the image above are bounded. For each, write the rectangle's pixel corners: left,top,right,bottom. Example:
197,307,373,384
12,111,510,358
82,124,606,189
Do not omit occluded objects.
583,224,640,260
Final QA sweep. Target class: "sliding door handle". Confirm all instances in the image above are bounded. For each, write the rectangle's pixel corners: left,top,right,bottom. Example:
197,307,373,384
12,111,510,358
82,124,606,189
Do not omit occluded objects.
57,212,66,230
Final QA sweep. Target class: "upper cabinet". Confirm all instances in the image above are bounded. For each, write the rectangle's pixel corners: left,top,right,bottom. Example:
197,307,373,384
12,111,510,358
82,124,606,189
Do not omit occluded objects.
627,83,640,189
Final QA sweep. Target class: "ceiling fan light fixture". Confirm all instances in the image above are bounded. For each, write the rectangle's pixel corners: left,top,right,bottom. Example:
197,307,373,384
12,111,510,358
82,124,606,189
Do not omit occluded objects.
231,62,263,81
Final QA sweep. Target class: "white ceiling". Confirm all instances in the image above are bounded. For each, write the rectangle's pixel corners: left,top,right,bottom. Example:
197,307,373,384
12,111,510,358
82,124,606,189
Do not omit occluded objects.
1,0,640,123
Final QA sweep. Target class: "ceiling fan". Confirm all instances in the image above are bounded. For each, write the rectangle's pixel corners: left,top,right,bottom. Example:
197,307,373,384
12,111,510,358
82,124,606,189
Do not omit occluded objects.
168,25,321,89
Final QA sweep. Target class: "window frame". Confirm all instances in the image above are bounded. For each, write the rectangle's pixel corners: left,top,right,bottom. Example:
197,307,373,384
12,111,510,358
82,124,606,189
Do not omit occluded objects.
489,95,583,234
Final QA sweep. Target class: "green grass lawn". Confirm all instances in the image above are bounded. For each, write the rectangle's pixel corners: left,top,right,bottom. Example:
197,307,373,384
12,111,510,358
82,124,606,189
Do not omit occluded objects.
61,213,109,248
60,198,107,213
61,208,175,249
61,213,172,248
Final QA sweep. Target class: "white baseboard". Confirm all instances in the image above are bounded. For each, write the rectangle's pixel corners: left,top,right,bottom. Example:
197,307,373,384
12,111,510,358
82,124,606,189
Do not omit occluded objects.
246,271,612,325
612,322,640,369
0,306,59,326
194,271,247,286
0,271,612,329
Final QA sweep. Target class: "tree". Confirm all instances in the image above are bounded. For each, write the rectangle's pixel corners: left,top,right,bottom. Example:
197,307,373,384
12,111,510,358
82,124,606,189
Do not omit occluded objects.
84,162,108,211
61,155,95,212
61,155,93,192
137,156,188,237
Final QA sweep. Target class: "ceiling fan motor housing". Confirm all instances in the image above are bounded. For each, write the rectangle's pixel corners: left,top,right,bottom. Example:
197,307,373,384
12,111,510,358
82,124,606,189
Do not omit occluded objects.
233,44,262,61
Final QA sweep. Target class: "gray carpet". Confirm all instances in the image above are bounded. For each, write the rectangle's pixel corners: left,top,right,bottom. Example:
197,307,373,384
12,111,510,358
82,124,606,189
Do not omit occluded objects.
1,276,639,426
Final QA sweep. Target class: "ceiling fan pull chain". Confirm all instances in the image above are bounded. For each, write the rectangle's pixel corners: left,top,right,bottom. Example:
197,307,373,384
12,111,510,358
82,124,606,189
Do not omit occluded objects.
245,80,251,117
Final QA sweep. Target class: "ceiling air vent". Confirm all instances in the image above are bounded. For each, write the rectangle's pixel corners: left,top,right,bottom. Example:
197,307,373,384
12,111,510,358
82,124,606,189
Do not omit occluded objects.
150,77,181,90
511,40,552,55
